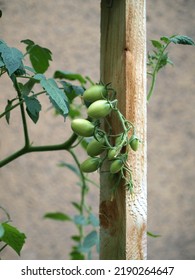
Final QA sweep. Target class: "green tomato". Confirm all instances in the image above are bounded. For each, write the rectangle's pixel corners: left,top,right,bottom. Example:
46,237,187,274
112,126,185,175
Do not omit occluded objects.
129,135,139,151
80,157,101,173
71,119,94,137
87,138,105,157
83,85,108,102
108,148,119,160
87,100,112,119
110,159,123,174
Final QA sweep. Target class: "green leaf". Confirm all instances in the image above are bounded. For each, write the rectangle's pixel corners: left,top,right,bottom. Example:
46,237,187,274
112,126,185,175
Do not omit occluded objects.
71,235,81,242
22,39,52,73
34,74,69,119
21,79,37,96
58,161,80,177
24,66,36,74
24,95,41,124
70,250,85,260
5,99,13,124
60,81,84,102
44,212,71,221
71,202,81,212
147,231,161,238
0,224,5,238
74,215,88,226
0,55,5,67
151,40,163,49
0,223,26,256
156,52,169,72
83,230,98,249
160,36,171,44
0,41,23,76
54,70,87,85
89,213,99,227
169,35,195,45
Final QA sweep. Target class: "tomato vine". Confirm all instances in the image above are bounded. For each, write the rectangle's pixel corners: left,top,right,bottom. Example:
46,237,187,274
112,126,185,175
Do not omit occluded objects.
0,34,194,258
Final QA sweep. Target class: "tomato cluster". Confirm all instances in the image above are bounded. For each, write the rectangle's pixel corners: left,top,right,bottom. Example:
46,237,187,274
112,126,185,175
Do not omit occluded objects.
70,84,140,192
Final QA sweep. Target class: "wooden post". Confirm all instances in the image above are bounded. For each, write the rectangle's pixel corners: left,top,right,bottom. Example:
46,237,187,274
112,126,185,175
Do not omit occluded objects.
99,0,147,259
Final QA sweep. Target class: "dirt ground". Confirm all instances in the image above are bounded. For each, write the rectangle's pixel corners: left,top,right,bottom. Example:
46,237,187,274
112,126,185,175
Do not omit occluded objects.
0,0,195,260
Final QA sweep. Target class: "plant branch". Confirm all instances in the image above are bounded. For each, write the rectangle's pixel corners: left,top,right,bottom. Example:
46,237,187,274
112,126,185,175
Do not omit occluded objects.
147,42,170,101
0,90,47,120
68,149,88,244
12,75,30,147
0,133,78,168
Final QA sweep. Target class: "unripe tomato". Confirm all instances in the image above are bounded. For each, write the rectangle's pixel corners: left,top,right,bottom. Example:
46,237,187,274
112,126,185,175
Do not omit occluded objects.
71,119,94,137
80,157,101,173
110,159,123,174
129,135,139,151
108,148,118,160
87,138,105,157
87,100,112,119
83,85,108,102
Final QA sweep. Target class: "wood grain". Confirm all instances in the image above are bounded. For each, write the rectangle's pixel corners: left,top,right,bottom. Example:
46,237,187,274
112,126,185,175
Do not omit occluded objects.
100,0,147,260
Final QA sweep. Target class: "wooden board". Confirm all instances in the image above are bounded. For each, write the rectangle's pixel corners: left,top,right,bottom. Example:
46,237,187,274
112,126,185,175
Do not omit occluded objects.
99,0,147,260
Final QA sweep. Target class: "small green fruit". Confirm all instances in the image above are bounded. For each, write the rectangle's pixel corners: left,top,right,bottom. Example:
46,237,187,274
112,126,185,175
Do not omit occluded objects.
87,138,105,157
108,148,119,160
87,100,112,119
80,157,101,173
129,135,139,151
71,119,94,137
83,85,108,102
110,159,123,174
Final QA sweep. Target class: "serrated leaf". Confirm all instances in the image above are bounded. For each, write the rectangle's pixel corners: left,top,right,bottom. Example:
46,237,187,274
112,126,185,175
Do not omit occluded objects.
22,40,52,73
169,35,195,46
151,40,163,49
54,70,87,84
21,39,34,46
58,161,80,177
5,99,13,124
0,223,26,256
0,55,5,67
147,231,161,238
83,230,98,249
74,215,88,226
0,223,5,238
89,213,99,227
60,81,84,102
0,42,23,76
44,212,71,221
24,95,41,123
35,75,69,119
160,36,170,44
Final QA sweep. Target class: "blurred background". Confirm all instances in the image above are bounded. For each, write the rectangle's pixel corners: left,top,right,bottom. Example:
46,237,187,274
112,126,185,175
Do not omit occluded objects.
0,0,194,259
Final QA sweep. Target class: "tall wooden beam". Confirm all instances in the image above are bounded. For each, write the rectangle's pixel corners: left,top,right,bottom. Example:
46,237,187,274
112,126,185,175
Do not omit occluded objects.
99,0,147,259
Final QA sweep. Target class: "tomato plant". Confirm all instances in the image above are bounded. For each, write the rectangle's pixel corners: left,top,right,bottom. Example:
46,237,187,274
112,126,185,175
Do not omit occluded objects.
0,34,194,259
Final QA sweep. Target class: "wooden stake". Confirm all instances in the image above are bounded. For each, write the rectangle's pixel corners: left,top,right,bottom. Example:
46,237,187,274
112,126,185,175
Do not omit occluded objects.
100,0,147,260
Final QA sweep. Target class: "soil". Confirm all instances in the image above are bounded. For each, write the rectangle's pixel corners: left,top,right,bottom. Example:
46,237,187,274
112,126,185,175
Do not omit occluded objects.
0,0,195,259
